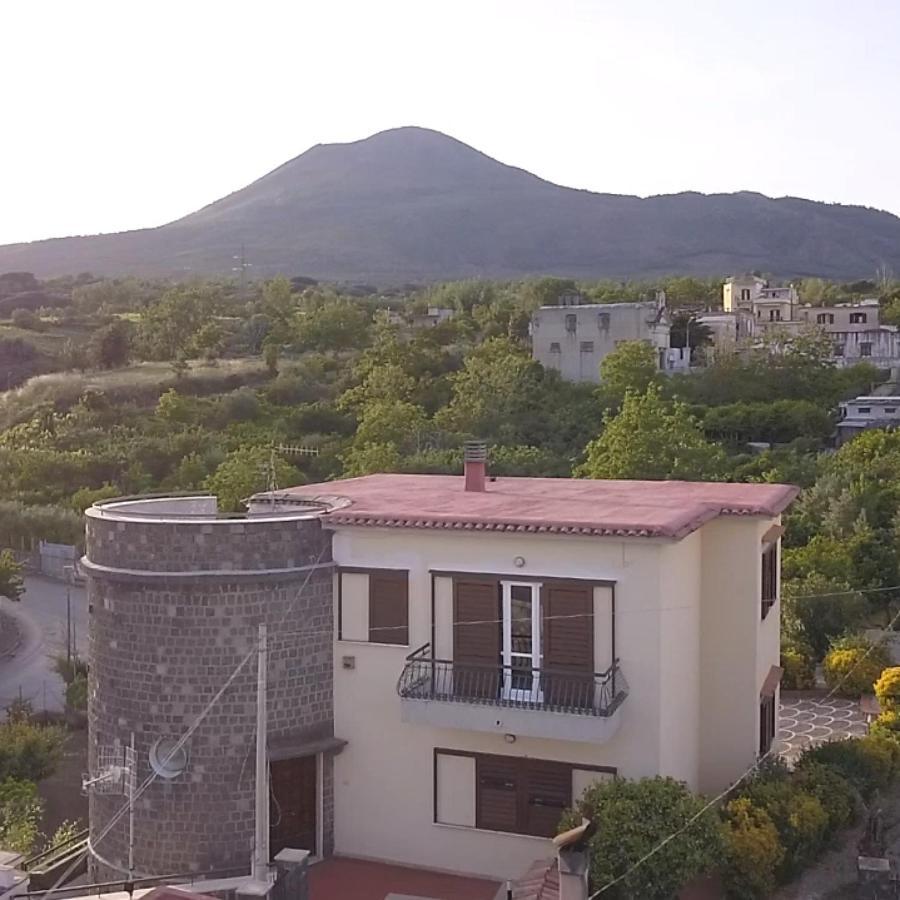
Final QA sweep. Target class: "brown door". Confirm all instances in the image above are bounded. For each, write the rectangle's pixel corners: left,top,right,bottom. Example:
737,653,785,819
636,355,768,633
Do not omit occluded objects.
270,755,317,857
453,578,500,699
542,582,594,709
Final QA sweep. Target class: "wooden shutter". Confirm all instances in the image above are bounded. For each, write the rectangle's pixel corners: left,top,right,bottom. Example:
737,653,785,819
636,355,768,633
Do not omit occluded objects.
761,544,777,619
523,760,573,837
542,582,594,708
475,755,519,833
453,578,500,699
369,571,408,645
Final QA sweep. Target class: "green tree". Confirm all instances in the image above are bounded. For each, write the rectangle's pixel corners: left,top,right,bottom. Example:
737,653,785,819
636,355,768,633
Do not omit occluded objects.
781,573,868,658
138,285,221,359
0,778,42,854
561,776,723,899
0,550,24,601
204,447,301,512
341,442,402,477
597,340,660,406
295,301,370,354
89,319,132,369
580,387,726,480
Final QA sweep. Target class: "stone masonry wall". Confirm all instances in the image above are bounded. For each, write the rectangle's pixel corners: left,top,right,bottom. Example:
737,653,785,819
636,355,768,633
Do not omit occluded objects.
85,512,334,879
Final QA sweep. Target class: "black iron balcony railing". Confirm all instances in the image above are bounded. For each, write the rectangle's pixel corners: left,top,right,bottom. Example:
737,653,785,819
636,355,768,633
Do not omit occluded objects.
396,643,627,717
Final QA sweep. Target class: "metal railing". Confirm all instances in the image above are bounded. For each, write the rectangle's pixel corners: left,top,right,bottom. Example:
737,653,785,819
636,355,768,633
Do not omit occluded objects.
397,644,627,717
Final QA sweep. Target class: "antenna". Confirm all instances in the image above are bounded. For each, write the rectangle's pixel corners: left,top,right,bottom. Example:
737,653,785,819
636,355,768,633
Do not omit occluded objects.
232,244,253,301
83,735,137,885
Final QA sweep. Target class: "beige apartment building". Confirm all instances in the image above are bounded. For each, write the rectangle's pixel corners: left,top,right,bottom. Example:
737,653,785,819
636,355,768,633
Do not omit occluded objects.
284,456,797,881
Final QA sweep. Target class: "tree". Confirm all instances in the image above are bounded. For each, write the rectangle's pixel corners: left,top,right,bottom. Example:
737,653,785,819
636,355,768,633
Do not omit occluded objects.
781,573,868,658
0,778,42,854
295,301,370,354
138,285,221,360
668,313,713,356
204,447,301,512
0,550,24,601
89,319,132,368
560,776,723,899
580,387,726,480
597,340,660,407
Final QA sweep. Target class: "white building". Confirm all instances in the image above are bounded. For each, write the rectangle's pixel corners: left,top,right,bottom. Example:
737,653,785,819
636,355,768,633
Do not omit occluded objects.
285,453,797,881
837,395,900,445
723,275,799,326
531,299,671,383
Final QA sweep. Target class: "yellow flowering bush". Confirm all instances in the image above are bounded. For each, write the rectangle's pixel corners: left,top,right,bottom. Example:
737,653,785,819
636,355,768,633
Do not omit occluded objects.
823,642,889,697
875,666,900,711
721,797,784,899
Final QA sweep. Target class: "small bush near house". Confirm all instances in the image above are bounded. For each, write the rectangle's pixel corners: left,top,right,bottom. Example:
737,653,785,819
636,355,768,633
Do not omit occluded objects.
734,761,829,879
781,639,817,690
790,762,857,835
796,737,898,801
870,710,900,742
0,777,42,854
720,797,784,900
559,776,723,900
875,666,900,711
0,715,65,783
822,636,889,697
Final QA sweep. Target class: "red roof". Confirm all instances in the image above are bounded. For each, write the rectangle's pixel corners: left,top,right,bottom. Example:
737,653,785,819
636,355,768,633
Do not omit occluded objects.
283,474,799,540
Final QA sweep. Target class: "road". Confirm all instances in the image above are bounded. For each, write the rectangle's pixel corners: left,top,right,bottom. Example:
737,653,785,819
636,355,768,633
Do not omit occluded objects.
0,575,88,712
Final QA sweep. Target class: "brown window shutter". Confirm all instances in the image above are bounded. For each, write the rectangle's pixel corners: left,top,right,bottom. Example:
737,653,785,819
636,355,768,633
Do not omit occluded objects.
369,572,408,645
523,760,573,837
542,583,594,708
475,755,519,833
453,578,500,699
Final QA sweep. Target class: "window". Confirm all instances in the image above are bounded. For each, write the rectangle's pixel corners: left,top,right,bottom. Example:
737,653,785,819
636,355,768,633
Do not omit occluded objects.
338,568,408,644
549,342,561,353
887,408,897,414
740,288,751,301
833,343,845,357
817,313,834,325
850,312,868,324
579,341,594,353
759,694,776,756
761,541,778,620
434,750,615,837
769,309,781,321
860,342,873,357
597,312,610,331
565,314,577,333
858,407,871,414
368,571,409,644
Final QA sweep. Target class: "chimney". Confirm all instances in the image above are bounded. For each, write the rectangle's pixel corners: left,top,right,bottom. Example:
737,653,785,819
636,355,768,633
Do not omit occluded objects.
554,820,596,900
464,440,487,492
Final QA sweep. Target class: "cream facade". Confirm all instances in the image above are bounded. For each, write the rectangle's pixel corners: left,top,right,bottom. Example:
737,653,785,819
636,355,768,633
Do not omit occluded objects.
327,513,784,880
530,300,671,383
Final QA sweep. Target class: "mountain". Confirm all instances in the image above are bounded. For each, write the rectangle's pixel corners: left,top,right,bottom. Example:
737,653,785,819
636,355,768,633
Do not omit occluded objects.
2,126,900,282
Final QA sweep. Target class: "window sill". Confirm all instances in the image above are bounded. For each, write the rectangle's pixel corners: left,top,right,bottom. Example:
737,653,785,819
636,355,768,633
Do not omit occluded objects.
432,821,551,842
337,638,410,649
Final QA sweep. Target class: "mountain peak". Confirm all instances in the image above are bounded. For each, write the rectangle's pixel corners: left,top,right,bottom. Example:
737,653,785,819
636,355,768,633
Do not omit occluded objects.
2,128,900,282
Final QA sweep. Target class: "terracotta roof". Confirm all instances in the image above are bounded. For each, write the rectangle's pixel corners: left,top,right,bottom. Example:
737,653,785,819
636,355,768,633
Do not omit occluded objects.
512,858,559,900
282,474,799,540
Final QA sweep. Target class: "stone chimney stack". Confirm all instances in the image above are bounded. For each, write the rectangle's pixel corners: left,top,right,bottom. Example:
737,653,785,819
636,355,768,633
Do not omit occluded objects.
464,440,487,492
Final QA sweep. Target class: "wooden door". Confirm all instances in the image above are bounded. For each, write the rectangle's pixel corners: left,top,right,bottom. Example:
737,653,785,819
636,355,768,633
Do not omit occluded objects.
270,755,317,857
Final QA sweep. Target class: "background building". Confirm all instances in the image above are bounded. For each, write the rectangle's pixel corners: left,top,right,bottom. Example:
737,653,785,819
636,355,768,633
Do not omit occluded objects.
531,298,671,383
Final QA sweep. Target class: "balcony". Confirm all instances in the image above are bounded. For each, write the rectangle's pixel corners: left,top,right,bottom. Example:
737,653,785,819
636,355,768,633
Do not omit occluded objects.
396,644,628,743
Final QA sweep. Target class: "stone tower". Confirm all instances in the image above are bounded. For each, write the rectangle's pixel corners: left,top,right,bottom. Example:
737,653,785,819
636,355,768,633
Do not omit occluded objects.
82,494,336,879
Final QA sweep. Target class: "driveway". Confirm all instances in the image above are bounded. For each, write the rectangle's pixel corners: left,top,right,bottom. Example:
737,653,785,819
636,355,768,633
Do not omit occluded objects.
0,575,88,712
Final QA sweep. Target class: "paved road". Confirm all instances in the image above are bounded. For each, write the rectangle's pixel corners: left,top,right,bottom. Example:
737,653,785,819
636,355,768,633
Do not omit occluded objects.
0,575,88,712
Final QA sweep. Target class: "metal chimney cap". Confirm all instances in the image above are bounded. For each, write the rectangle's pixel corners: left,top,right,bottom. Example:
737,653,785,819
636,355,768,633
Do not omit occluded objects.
463,441,488,462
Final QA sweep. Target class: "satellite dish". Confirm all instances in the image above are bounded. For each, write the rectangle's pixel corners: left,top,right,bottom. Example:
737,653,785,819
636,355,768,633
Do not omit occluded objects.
149,737,189,779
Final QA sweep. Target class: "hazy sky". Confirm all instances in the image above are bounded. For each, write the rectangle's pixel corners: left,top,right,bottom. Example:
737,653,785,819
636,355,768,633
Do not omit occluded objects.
3,0,899,246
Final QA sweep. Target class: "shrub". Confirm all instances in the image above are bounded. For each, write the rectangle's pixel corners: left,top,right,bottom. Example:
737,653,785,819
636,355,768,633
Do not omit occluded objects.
791,762,857,835
560,776,723,899
823,638,889,697
721,797,784,900
10,308,44,331
0,718,65,783
0,778,43,854
65,676,87,713
781,639,817,690
875,666,900,711
735,763,829,879
797,737,896,800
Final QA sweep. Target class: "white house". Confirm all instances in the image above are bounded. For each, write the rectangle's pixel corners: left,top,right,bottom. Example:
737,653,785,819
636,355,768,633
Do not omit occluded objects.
284,449,797,881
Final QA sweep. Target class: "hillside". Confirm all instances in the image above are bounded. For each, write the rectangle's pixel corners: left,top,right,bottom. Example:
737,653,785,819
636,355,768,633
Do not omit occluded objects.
2,126,900,281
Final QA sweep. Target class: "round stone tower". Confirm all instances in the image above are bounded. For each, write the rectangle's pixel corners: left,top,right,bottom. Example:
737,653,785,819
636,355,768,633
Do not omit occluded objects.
82,494,336,879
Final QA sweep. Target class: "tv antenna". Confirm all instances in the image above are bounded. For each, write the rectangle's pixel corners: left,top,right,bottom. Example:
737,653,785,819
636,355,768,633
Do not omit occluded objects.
82,734,137,884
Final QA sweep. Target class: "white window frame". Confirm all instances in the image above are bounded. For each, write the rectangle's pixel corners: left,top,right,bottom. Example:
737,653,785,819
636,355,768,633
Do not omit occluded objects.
501,580,543,703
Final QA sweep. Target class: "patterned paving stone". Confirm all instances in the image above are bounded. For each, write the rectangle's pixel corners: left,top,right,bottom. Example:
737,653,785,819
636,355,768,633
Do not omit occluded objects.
778,696,869,762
